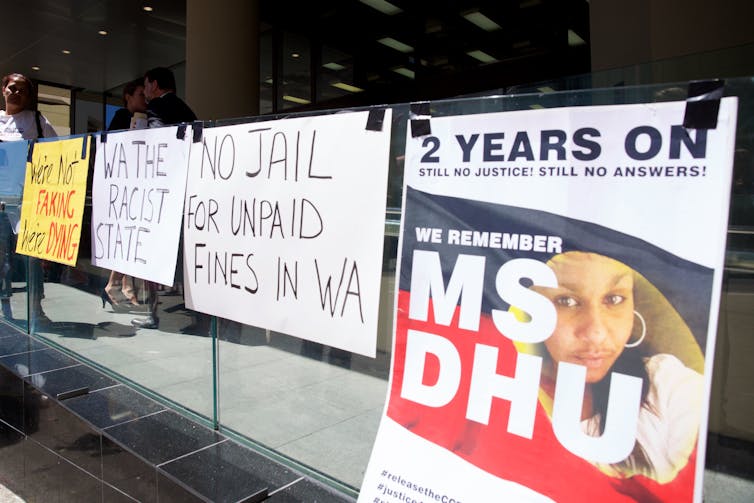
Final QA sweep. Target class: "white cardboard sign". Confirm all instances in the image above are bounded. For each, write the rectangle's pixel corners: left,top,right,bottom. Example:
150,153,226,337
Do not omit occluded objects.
91,126,192,285
183,110,392,357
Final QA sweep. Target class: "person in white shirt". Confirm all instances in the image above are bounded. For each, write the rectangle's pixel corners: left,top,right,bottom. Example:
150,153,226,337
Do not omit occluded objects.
0,73,57,141
0,73,57,324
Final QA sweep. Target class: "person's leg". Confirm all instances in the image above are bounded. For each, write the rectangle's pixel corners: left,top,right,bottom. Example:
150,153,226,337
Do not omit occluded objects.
103,270,121,306
121,275,139,306
29,258,48,324
0,252,11,319
148,282,157,317
0,252,12,299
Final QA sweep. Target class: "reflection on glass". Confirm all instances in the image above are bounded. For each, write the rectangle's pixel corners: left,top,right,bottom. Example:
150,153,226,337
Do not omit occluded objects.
280,32,311,110
260,31,273,115
216,261,395,488
319,46,357,103
38,84,71,136
26,197,215,421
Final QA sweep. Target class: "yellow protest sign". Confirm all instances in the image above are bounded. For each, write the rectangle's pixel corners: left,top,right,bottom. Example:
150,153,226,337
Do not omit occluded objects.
16,136,90,266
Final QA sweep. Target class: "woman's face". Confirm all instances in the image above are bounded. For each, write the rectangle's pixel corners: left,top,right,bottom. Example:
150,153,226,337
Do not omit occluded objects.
126,85,147,114
3,76,31,112
537,252,635,383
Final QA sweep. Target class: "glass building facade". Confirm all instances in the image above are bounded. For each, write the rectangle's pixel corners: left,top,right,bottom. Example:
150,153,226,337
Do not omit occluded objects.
0,1,753,501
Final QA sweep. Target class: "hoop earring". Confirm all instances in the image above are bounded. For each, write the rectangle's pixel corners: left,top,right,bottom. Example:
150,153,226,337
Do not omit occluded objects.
625,310,646,348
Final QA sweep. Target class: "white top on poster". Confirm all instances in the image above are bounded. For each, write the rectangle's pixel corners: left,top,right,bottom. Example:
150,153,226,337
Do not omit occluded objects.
183,110,393,357
407,101,735,268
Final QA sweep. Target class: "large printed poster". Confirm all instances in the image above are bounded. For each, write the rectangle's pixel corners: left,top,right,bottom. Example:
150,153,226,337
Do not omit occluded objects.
360,99,738,502
91,127,192,285
183,110,392,357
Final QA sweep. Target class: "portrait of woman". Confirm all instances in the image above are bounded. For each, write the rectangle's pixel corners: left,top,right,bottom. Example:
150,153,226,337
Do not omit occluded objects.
530,251,705,484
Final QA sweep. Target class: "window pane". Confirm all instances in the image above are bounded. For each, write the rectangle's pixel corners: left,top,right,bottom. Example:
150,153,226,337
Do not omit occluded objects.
279,32,311,110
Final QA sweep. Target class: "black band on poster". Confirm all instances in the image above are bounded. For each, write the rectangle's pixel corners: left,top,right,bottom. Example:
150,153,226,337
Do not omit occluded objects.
81,136,88,159
192,121,204,143
683,80,725,129
27,142,34,162
100,132,107,144
366,109,386,131
176,124,187,140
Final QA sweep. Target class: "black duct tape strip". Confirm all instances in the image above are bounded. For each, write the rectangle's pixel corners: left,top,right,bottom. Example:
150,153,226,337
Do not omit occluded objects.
176,124,187,140
683,80,725,129
366,109,385,131
100,131,107,144
27,141,34,162
57,387,89,401
193,121,204,143
410,101,432,137
410,101,431,117
81,136,88,159
411,119,431,138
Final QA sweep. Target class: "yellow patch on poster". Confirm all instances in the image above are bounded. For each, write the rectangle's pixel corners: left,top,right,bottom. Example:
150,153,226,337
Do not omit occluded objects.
16,136,90,266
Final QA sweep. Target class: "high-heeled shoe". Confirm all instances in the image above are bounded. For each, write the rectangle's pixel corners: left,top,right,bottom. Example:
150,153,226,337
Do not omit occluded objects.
101,289,118,308
124,293,140,306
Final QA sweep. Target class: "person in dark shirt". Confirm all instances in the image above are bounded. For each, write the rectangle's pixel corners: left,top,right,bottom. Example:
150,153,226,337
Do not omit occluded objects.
142,67,197,127
107,78,147,131
131,67,197,330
